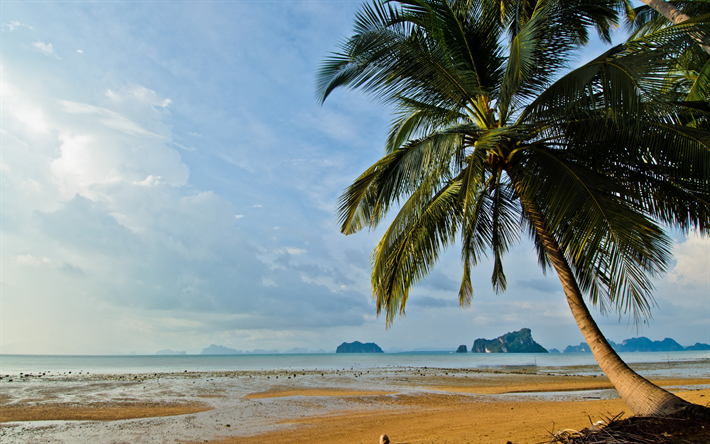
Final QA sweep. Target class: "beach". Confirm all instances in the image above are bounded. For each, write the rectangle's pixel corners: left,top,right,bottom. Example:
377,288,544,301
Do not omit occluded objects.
1,355,709,444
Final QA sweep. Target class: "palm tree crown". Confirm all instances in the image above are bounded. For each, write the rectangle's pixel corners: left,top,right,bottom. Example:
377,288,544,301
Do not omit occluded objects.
318,0,710,415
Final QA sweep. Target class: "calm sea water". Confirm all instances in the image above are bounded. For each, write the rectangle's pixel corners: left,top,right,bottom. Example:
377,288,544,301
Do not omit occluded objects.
1,350,708,376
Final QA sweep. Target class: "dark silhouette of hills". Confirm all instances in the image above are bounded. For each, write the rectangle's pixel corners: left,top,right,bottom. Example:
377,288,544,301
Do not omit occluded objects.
564,337,707,353
336,341,383,353
472,328,548,353
155,349,186,355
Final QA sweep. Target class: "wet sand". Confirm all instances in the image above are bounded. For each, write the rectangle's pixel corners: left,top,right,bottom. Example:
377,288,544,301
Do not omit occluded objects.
0,401,211,422
1,366,708,443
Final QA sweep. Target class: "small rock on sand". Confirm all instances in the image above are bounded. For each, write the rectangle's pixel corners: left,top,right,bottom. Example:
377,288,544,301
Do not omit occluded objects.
380,434,390,444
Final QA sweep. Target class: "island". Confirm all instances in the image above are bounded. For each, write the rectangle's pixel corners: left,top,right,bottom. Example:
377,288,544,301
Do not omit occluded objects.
456,345,468,353
563,337,708,353
200,344,243,355
155,349,186,355
472,328,548,353
563,343,591,353
336,341,384,353
615,337,683,352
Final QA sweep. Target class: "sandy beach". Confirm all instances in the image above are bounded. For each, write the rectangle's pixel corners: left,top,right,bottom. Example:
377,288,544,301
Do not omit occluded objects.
2,364,709,444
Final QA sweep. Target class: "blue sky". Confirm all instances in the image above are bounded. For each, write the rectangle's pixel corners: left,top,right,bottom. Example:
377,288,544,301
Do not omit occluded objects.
1,1,708,355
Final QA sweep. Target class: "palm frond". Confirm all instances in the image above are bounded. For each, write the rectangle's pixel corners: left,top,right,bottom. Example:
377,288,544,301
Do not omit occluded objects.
371,177,463,325
337,129,467,234
628,0,710,39
489,173,521,292
512,147,672,319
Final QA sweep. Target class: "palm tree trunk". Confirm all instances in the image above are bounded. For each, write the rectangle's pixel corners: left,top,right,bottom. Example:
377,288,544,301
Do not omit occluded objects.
638,0,710,54
640,0,691,23
513,182,691,416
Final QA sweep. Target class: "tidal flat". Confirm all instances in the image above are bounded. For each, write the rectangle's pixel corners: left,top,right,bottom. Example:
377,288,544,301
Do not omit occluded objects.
1,360,709,444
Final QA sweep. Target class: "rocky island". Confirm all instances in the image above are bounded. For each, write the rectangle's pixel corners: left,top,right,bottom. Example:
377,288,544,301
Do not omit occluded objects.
336,341,384,353
564,337,709,353
472,328,547,353
155,349,186,355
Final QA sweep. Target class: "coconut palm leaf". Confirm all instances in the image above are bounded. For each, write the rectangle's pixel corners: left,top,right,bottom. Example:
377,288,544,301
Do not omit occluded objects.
628,0,710,38
371,177,463,323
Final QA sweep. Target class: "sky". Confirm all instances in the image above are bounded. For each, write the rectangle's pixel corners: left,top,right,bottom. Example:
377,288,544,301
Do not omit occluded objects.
1,0,708,355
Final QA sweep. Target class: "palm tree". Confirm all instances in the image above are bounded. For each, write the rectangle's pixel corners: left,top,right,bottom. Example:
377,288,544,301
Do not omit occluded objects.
637,0,697,25
629,4,710,98
630,0,710,55
632,0,710,29
317,0,710,416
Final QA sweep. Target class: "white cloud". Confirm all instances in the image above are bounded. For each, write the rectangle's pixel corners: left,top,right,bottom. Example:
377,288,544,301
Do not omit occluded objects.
286,248,306,255
0,128,29,147
104,84,172,108
59,100,165,138
669,232,709,285
15,254,51,265
108,211,143,233
76,49,83,53
133,175,163,186
170,141,196,152
253,204,262,208
3,21,32,32
1,78,50,133
235,214,244,219
33,41,60,59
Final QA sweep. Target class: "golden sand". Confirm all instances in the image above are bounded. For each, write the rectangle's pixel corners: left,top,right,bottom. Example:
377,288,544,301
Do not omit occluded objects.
204,387,710,444
202,376,710,444
0,401,211,422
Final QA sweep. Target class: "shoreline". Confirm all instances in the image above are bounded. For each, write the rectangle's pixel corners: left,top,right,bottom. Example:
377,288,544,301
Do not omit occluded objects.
1,366,709,443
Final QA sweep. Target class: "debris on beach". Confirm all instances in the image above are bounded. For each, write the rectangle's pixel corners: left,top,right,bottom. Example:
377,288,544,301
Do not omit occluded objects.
546,412,710,444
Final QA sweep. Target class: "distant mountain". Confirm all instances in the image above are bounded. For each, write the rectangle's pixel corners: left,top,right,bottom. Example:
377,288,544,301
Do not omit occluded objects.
548,348,560,354
200,344,243,355
155,349,186,355
564,343,591,353
245,349,279,354
336,341,383,353
563,337,706,353
615,337,683,352
472,328,547,353
285,347,309,354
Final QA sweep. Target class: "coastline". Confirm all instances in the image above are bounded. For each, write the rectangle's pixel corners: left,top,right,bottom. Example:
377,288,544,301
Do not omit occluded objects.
1,361,709,443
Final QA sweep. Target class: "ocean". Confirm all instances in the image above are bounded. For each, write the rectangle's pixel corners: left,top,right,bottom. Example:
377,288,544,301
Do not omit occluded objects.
2,350,708,377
